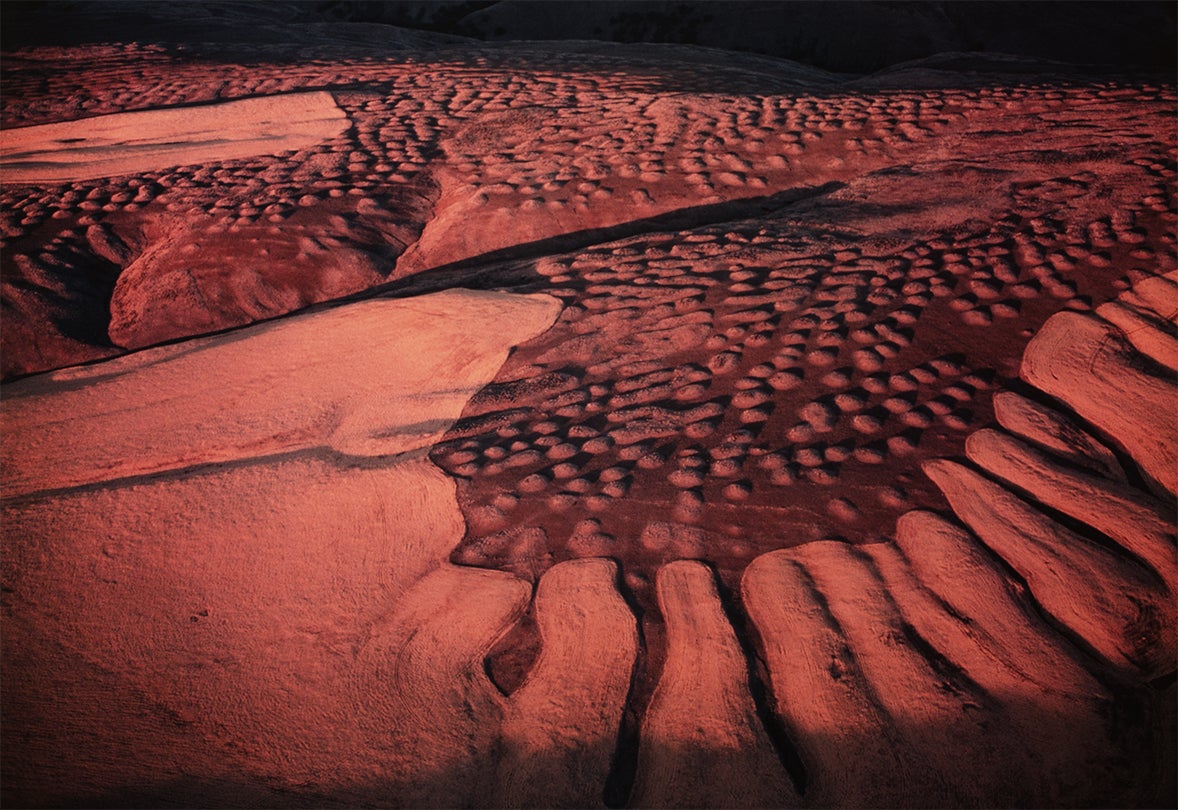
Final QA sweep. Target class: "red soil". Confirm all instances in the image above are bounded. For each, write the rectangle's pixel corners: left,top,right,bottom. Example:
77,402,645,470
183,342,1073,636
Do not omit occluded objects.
1,28,1175,810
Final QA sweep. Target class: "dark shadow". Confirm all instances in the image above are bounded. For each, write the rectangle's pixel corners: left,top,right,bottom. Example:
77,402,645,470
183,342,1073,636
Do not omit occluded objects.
0,180,841,385
3,1,1175,79
350,182,847,303
0,241,122,370
710,564,810,795
6,689,1171,809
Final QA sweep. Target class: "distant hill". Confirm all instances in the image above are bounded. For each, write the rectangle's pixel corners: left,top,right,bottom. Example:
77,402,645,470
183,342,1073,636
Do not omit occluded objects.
3,1,1175,74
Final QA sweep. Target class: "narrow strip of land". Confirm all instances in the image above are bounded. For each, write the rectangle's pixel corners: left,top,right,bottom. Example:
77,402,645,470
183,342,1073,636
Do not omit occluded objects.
1,92,348,183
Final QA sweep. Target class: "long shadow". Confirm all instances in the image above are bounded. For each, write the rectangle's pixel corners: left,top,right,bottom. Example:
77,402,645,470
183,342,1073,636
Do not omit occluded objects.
348,181,846,302
18,700,1172,809
2,180,847,385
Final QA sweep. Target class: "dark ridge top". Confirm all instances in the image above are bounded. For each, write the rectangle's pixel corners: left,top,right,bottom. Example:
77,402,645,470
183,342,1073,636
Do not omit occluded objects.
2,1,1175,75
